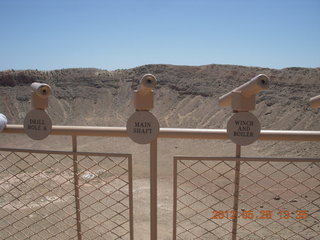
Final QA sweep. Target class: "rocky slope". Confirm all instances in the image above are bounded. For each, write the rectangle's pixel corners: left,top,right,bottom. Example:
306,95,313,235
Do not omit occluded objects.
0,64,319,161
1,64,319,130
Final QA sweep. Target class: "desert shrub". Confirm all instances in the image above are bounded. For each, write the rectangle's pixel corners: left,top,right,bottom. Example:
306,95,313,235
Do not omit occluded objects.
0,73,16,87
15,72,35,84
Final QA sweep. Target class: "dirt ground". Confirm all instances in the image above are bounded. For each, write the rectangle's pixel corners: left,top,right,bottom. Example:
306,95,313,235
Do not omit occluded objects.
0,134,319,239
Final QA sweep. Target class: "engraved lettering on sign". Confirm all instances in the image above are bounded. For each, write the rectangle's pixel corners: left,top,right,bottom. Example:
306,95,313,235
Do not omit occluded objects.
227,112,261,146
28,119,47,131
24,109,52,140
234,120,254,137
126,111,160,144
133,122,152,134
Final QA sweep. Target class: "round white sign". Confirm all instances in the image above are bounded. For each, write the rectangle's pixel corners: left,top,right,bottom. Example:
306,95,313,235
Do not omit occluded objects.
227,112,261,146
24,109,52,140
126,111,160,144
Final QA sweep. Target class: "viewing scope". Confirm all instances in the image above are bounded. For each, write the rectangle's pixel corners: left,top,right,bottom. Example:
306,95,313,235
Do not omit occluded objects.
219,74,270,107
31,82,52,98
310,95,320,109
139,74,157,91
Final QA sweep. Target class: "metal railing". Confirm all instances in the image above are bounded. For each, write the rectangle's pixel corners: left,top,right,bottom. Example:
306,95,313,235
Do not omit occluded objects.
173,156,320,240
3,125,320,141
0,147,133,240
1,125,320,240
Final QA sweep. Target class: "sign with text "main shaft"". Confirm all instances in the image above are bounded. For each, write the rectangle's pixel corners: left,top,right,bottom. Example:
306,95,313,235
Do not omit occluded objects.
126,111,160,144
227,112,261,146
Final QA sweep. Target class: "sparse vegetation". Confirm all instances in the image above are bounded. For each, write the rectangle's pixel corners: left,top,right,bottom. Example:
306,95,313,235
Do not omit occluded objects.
0,64,319,130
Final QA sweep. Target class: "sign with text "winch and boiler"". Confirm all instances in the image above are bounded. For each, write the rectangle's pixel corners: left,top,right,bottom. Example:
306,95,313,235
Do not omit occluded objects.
227,112,261,146
126,111,160,144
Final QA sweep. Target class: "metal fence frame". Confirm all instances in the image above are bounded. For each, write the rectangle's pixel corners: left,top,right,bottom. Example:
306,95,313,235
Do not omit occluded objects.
173,156,320,240
0,146,133,240
1,125,320,239
3,125,320,142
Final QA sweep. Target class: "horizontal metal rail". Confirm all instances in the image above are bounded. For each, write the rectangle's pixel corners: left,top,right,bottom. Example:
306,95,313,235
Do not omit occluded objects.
173,156,320,162
0,147,131,157
2,124,320,142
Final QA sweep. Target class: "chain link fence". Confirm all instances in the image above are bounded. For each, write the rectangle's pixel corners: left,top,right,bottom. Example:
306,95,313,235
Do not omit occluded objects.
173,156,320,240
0,149,133,240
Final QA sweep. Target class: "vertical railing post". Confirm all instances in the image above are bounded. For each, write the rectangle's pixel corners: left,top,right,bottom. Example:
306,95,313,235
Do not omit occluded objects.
232,144,241,240
126,74,159,240
128,155,134,240
172,157,178,240
150,139,158,240
72,135,82,240
219,75,269,239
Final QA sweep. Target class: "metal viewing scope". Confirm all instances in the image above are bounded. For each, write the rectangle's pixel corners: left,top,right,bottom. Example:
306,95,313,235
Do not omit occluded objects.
134,74,157,111
30,82,52,109
139,74,157,91
219,74,269,107
219,74,270,112
309,95,320,109
31,82,52,98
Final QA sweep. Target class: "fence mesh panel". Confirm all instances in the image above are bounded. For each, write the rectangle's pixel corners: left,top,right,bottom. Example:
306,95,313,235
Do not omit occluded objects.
174,159,236,240
174,157,320,240
0,149,132,240
237,161,320,240
77,154,132,240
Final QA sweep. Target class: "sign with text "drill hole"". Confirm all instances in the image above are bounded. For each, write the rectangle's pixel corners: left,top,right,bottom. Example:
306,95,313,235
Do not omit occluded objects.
126,111,160,144
227,112,261,146
24,109,52,140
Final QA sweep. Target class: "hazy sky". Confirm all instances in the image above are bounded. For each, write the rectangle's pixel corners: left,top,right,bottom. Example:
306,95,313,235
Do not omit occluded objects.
1,0,319,70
